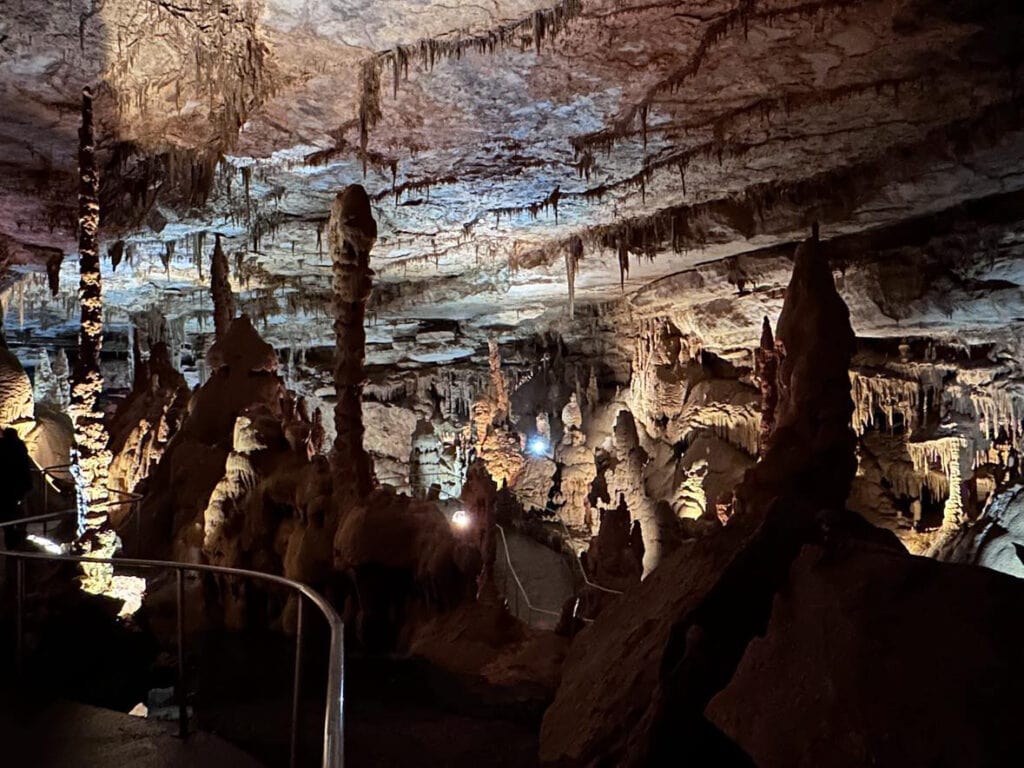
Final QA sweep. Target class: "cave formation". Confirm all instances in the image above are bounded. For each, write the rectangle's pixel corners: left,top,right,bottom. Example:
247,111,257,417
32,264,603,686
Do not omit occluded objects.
2,1,1024,766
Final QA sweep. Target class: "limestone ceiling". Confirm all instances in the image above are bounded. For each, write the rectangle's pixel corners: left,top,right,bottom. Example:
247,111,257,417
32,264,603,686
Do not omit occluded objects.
2,0,1024,361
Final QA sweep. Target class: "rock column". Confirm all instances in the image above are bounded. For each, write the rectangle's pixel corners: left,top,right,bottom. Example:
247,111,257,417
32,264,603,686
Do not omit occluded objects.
70,86,115,587
328,185,376,501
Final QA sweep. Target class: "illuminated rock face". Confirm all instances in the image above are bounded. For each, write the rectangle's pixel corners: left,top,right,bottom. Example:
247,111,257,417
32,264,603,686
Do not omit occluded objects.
106,341,190,512
0,345,34,430
540,231,1024,768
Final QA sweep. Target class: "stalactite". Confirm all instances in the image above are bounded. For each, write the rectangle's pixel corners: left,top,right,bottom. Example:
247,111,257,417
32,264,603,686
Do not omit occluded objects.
108,240,124,272
210,234,235,341
566,235,583,319
70,86,115,591
329,185,376,501
46,253,62,297
617,238,630,289
849,371,922,436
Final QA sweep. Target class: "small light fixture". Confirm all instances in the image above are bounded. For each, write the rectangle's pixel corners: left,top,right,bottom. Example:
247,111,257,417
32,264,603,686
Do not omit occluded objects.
451,509,471,530
27,534,64,555
528,435,549,456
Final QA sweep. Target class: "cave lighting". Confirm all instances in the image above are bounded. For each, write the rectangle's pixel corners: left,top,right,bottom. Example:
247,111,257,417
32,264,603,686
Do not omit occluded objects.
528,435,550,456
27,534,65,555
451,509,471,530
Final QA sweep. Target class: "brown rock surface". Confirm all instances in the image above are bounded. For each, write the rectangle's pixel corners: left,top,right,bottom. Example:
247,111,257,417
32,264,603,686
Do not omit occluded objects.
707,542,1024,768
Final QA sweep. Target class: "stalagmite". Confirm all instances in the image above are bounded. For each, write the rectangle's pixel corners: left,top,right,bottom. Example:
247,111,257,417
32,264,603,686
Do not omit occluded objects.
210,233,235,340
488,338,509,424
606,410,665,578
328,185,376,501
561,392,583,438
754,316,777,456
735,228,858,516
69,86,116,589
556,426,597,531
52,349,71,411
32,349,55,406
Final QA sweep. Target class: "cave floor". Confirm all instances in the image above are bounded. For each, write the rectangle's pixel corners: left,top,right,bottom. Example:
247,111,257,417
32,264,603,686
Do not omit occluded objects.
0,697,265,767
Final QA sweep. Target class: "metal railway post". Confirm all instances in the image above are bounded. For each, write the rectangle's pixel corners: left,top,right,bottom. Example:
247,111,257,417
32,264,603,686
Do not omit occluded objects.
15,558,24,676
290,595,305,768
176,568,188,738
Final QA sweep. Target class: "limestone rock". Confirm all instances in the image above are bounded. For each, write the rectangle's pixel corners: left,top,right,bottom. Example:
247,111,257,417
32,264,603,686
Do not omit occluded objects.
706,543,1024,768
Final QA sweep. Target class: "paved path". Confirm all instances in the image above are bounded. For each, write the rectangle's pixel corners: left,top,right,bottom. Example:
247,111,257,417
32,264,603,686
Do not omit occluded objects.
495,528,574,630
0,698,265,768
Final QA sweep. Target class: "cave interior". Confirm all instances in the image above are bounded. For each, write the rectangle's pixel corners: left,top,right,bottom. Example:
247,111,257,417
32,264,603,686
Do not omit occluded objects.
1,1,1024,766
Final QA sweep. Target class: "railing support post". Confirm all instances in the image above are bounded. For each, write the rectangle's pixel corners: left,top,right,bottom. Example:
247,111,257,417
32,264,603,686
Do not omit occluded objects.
290,595,305,768
176,568,188,739
16,558,24,676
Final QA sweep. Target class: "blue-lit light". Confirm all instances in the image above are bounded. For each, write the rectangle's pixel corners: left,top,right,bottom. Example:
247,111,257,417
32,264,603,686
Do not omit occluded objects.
528,436,550,456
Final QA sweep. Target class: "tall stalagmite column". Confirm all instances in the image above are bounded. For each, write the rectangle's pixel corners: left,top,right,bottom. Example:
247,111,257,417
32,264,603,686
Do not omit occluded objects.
70,86,115,585
210,234,235,341
754,316,778,457
328,185,375,501
734,228,857,517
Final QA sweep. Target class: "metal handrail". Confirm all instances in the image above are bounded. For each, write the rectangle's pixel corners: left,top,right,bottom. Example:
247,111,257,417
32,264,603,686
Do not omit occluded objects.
551,516,624,596
0,548,344,768
493,523,562,625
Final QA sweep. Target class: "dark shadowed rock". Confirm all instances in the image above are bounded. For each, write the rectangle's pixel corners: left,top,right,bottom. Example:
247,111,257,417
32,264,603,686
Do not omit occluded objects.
707,542,1024,768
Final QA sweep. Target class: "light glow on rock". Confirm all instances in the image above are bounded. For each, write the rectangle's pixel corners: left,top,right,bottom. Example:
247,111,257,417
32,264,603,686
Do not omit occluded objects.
451,509,471,531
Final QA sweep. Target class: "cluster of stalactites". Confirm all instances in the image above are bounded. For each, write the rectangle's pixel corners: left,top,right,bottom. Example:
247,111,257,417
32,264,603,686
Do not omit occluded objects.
849,370,924,436
907,436,971,528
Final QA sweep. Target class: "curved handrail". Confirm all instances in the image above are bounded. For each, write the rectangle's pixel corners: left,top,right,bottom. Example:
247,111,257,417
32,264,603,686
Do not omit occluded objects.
493,523,561,624
0,548,344,768
550,516,624,596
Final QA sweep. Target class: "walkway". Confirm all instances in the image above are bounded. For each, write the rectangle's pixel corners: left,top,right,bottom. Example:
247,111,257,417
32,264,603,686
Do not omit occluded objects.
0,698,264,768
495,528,574,631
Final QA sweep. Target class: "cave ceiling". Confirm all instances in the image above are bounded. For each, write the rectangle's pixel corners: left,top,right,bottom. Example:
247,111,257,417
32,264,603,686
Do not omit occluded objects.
2,0,1024,370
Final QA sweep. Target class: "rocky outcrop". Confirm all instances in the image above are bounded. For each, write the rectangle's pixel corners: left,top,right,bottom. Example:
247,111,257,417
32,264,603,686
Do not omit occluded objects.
137,315,295,560
106,341,190,515
0,343,34,430
706,542,1024,768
